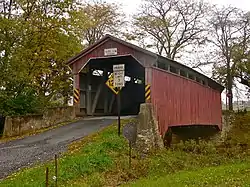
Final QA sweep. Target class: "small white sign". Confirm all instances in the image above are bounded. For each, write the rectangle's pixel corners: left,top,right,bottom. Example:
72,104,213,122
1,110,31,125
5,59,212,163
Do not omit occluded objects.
114,71,125,88
104,48,117,56
113,64,125,88
113,64,125,72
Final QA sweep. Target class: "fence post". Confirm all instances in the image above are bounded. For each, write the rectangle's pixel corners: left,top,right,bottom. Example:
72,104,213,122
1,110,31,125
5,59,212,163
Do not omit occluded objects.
45,167,49,187
55,154,58,187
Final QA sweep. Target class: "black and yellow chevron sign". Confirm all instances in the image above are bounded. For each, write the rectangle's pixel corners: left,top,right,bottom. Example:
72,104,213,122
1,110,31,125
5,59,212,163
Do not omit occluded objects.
73,88,80,104
105,73,120,95
145,84,151,101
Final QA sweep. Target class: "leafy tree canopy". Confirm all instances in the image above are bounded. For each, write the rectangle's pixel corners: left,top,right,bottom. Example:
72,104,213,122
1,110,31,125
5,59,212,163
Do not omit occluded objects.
0,0,124,116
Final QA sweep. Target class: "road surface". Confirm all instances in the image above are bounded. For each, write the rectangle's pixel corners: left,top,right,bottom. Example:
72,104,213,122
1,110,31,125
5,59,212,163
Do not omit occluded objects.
0,116,132,179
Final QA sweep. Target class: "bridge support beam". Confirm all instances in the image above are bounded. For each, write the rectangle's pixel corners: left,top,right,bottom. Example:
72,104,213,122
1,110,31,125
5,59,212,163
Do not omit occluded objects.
86,70,92,115
103,69,109,114
109,95,115,114
73,73,81,117
91,83,103,115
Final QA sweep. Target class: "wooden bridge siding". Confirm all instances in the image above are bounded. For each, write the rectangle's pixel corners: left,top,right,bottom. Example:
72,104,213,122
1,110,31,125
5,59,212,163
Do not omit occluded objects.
151,67,222,135
72,40,155,74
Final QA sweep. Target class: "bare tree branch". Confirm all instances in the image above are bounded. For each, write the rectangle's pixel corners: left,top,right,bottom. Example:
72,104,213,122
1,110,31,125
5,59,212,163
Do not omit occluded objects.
207,6,250,109
132,0,209,60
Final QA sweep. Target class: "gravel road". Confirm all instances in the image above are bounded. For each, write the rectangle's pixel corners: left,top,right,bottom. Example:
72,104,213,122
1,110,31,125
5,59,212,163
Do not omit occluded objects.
0,117,121,179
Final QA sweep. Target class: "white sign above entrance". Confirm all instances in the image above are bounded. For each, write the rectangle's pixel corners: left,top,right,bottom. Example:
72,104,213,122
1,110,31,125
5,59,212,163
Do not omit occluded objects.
104,48,117,56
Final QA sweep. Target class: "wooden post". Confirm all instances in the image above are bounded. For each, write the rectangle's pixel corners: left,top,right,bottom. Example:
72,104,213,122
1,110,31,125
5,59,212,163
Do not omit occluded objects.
55,154,58,187
91,83,104,115
109,95,115,113
167,65,170,71
45,167,49,187
86,69,92,115
177,68,181,75
104,69,108,114
73,73,80,116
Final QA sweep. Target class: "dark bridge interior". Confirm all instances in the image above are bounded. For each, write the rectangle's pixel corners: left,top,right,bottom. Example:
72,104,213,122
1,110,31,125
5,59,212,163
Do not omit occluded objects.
169,125,220,143
78,55,145,116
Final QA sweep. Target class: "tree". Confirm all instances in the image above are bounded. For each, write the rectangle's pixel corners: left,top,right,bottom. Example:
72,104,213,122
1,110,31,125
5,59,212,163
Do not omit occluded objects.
232,12,250,90
0,0,82,115
14,0,82,100
132,0,209,60
0,0,126,115
209,6,250,110
69,1,126,46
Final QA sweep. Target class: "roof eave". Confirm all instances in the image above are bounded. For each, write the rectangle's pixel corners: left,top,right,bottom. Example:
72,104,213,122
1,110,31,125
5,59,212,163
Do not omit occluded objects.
66,34,158,66
156,55,224,92
66,35,110,65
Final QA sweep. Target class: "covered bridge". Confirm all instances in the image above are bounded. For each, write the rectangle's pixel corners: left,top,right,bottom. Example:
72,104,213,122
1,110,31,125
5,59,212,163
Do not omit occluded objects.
67,34,224,137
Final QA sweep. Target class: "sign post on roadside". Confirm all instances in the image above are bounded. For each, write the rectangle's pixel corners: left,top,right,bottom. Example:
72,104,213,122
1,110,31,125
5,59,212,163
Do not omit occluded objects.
113,64,125,136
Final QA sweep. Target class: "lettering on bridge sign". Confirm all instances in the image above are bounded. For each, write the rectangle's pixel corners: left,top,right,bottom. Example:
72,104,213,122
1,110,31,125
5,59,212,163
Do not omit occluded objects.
104,48,117,56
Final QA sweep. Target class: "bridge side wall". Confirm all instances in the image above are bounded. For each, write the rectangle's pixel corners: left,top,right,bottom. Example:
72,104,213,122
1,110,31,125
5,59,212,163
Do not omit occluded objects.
151,67,222,136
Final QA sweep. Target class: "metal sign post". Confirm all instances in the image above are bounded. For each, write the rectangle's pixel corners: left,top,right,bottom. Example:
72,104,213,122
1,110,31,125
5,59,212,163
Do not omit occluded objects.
122,123,137,169
117,88,121,136
113,64,125,136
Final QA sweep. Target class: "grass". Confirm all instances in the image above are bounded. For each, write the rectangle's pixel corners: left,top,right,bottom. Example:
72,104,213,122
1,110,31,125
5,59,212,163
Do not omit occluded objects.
124,112,250,187
125,161,250,187
1,113,250,187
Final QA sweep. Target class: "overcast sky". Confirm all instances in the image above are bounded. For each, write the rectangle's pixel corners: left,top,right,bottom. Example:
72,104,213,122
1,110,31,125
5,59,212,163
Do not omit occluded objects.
105,0,250,15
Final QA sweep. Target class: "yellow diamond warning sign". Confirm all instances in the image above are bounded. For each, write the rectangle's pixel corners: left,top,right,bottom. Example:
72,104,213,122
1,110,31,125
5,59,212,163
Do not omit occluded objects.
106,73,120,95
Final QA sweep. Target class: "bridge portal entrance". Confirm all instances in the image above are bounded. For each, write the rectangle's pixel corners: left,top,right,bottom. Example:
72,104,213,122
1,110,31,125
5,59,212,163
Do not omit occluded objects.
77,55,145,116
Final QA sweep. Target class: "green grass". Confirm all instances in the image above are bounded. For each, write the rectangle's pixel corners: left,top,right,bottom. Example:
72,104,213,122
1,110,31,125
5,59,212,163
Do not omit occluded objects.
125,161,250,187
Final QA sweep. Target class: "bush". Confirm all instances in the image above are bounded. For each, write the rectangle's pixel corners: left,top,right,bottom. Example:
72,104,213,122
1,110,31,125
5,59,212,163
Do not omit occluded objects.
172,139,217,155
225,112,250,147
171,137,250,161
0,87,44,116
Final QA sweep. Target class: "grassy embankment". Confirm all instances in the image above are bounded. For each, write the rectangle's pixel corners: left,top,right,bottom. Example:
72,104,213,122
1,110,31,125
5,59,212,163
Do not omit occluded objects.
1,113,250,187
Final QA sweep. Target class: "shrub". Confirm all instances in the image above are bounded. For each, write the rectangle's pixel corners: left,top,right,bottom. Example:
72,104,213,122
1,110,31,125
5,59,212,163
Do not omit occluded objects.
171,139,217,155
0,87,43,116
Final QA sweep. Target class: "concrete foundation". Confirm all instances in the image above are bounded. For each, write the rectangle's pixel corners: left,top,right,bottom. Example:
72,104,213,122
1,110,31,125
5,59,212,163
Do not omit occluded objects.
136,103,164,154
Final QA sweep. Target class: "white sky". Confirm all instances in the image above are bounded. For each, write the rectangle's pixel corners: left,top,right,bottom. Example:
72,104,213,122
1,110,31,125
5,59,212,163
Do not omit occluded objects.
106,0,250,14
104,0,250,102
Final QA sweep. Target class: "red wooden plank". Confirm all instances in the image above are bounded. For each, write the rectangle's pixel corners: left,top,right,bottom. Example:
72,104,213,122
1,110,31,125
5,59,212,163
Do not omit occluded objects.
151,67,222,135
72,39,155,73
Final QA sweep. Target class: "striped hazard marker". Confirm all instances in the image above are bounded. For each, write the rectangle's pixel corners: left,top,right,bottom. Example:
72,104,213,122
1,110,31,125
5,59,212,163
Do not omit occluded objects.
73,88,80,104
145,84,151,101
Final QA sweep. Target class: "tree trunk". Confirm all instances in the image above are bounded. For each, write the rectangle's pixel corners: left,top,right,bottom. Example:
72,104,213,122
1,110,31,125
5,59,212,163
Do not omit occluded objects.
227,63,233,111
228,85,233,110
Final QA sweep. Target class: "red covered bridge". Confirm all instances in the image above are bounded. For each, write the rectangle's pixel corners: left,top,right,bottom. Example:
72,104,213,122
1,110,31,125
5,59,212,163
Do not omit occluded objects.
67,34,224,138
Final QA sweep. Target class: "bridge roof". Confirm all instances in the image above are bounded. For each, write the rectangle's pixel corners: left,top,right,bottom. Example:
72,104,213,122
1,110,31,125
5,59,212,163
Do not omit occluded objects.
67,34,224,92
